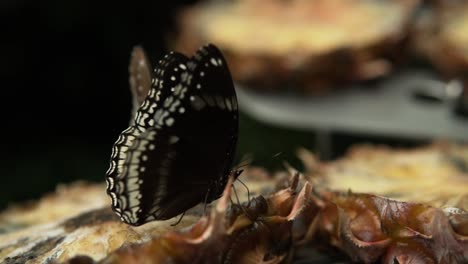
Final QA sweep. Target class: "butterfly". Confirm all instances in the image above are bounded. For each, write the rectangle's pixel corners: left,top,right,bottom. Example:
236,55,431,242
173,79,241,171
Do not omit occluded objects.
105,44,240,226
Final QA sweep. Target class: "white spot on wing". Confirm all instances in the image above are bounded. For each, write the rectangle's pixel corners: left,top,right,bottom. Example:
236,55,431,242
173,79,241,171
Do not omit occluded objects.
169,136,179,144
107,160,116,175
191,96,206,111
231,96,238,110
165,117,175,126
118,196,128,209
129,165,139,178
203,95,215,107
110,192,118,206
215,96,226,109
106,177,114,189
148,89,156,98
154,109,169,126
225,97,232,111
131,151,142,164
169,100,180,112
119,146,129,153
164,96,174,108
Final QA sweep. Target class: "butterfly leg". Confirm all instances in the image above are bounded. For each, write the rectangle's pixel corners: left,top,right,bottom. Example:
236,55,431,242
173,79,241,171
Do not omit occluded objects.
231,183,242,206
236,178,250,206
231,183,258,221
170,211,186,226
203,188,211,215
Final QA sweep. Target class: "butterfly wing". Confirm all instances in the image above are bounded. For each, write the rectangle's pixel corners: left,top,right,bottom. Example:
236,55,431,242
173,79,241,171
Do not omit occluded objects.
106,44,238,225
140,44,239,220
128,46,152,123
180,44,239,201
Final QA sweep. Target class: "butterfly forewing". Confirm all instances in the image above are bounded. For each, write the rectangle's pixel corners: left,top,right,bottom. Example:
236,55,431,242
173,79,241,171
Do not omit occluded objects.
106,44,238,226
132,52,190,130
181,44,239,199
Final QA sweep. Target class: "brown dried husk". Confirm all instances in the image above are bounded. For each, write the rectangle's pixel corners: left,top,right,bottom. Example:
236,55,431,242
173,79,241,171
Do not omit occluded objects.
97,176,309,264
298,142,468,263
1,144,467,263
85,169,468,263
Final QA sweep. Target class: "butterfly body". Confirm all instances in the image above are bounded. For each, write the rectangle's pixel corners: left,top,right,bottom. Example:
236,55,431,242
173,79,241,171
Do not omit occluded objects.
105,44,239,226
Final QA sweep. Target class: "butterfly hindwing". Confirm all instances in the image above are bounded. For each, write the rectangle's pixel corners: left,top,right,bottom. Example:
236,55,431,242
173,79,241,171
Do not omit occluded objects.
107,51,191,225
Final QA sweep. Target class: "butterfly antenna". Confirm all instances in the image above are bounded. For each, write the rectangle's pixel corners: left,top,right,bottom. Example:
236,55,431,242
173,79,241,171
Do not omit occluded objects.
272,152,283,159
236,178,251,205
202,187,213,216
232,152,285,206
231,183,242,206
229,195,236,207
235,152,284,171
233,154,253,171
230,182,259,221
170,211,186,226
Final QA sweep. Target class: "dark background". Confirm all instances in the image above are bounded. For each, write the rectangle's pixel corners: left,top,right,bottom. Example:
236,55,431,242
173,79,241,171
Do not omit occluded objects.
0,0,197,209
0,0,432,210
